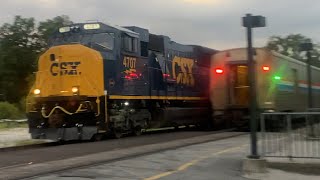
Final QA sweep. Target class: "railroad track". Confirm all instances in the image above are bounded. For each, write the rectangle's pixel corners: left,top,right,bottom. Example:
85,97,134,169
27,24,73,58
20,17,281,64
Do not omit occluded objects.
0,128,237,166
0,126,234,152
0,126,177,153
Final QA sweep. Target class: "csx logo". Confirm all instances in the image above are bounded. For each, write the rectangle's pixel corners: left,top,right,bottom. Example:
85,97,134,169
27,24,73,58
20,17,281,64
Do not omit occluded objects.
172,56,195,86
50,62,81,76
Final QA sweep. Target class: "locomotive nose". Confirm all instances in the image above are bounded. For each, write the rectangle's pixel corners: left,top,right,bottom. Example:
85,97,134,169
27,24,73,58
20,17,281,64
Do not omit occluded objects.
34,44,105,97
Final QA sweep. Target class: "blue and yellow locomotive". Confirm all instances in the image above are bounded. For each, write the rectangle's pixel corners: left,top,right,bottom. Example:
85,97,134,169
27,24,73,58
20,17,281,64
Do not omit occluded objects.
26,22,217,140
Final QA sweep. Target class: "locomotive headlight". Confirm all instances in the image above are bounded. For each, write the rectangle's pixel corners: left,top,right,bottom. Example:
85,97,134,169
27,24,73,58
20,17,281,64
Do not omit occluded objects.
33,89,41,95
72,86,79,95
124,101,129,106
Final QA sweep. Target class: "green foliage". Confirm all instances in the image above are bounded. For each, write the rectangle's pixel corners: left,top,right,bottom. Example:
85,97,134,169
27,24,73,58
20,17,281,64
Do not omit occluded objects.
266,34,320,66
0,121,27,130
0,16,42,103
0,102,22,119
38,15,72,43
0,15,73,103
15,97,26,112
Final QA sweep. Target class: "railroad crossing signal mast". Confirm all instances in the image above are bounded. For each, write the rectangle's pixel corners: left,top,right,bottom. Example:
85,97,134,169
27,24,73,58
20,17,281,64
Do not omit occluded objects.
300,42,314,109
242,14,266,159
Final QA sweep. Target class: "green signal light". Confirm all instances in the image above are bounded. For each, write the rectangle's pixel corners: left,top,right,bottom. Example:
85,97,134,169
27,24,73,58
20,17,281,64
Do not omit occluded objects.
274,76,281,80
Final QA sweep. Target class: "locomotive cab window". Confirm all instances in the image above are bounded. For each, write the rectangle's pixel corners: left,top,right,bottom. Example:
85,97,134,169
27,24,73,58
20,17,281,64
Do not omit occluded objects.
122,34,138,53
50,32,115,50
90,33,114,50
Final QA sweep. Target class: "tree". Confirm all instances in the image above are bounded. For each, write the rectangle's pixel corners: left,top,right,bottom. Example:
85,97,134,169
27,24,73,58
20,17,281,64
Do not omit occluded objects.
38,15,73,45
0,16,42,103
0,15,73,103
266,34,320,64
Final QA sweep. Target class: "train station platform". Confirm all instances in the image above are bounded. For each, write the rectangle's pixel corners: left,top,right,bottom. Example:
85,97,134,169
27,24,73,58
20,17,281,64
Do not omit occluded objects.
21,134,320,180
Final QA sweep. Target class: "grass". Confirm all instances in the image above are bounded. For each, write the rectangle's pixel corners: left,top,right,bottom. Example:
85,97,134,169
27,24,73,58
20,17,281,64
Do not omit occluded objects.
0,122,28,130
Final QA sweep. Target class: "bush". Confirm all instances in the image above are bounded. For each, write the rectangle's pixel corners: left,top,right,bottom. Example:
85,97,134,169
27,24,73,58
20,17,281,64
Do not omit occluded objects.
0,102,21,119
15,97,26,112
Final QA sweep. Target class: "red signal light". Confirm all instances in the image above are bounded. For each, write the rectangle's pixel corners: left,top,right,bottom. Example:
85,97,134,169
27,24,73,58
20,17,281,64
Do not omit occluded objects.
163,73,170,78
215,68,224,74
262,66,270,72
125,73,138,80
129,73,138,78
124,75,132,80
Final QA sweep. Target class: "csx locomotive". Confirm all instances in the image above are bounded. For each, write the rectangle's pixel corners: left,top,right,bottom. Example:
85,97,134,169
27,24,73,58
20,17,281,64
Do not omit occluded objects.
26,22,216,140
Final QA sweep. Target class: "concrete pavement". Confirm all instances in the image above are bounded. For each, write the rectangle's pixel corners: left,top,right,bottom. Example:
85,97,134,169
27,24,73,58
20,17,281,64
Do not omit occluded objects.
30,135,249,180
0,132,245,179
28,134,320,180
0,132,318,179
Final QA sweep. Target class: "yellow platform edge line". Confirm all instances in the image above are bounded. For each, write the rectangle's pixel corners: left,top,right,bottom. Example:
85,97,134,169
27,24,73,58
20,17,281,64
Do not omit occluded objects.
109,95,207,100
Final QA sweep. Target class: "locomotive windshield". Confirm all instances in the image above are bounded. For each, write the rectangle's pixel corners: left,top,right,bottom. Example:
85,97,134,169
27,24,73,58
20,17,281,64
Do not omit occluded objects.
88,33,114,50
50,31,115,51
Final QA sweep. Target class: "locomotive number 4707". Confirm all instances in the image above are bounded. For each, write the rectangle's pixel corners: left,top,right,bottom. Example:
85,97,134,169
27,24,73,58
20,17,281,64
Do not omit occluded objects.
123,56,136,69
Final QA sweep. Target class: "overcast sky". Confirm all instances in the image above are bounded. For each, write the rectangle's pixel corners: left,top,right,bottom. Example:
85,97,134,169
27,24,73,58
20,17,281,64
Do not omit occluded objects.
1,0,319,50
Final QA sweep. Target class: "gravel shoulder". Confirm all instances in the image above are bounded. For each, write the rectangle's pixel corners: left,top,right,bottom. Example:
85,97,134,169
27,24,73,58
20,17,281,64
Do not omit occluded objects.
0,128,47,148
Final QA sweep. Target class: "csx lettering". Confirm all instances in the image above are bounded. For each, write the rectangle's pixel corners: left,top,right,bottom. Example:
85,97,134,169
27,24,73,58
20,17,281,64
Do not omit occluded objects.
50,62,81,76
172,56,195,86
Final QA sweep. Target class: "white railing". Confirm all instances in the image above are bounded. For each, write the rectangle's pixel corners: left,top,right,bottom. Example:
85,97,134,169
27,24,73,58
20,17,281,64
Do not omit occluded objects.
260,111,320,159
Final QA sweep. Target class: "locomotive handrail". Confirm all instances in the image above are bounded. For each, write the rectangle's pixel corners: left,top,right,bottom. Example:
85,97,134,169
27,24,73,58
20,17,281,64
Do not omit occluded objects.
41,104,85,118
95,97,101,117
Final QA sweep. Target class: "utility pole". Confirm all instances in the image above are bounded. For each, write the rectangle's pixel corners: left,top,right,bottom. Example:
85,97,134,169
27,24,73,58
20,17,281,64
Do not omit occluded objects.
307,50,313,109
242,14,266,159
